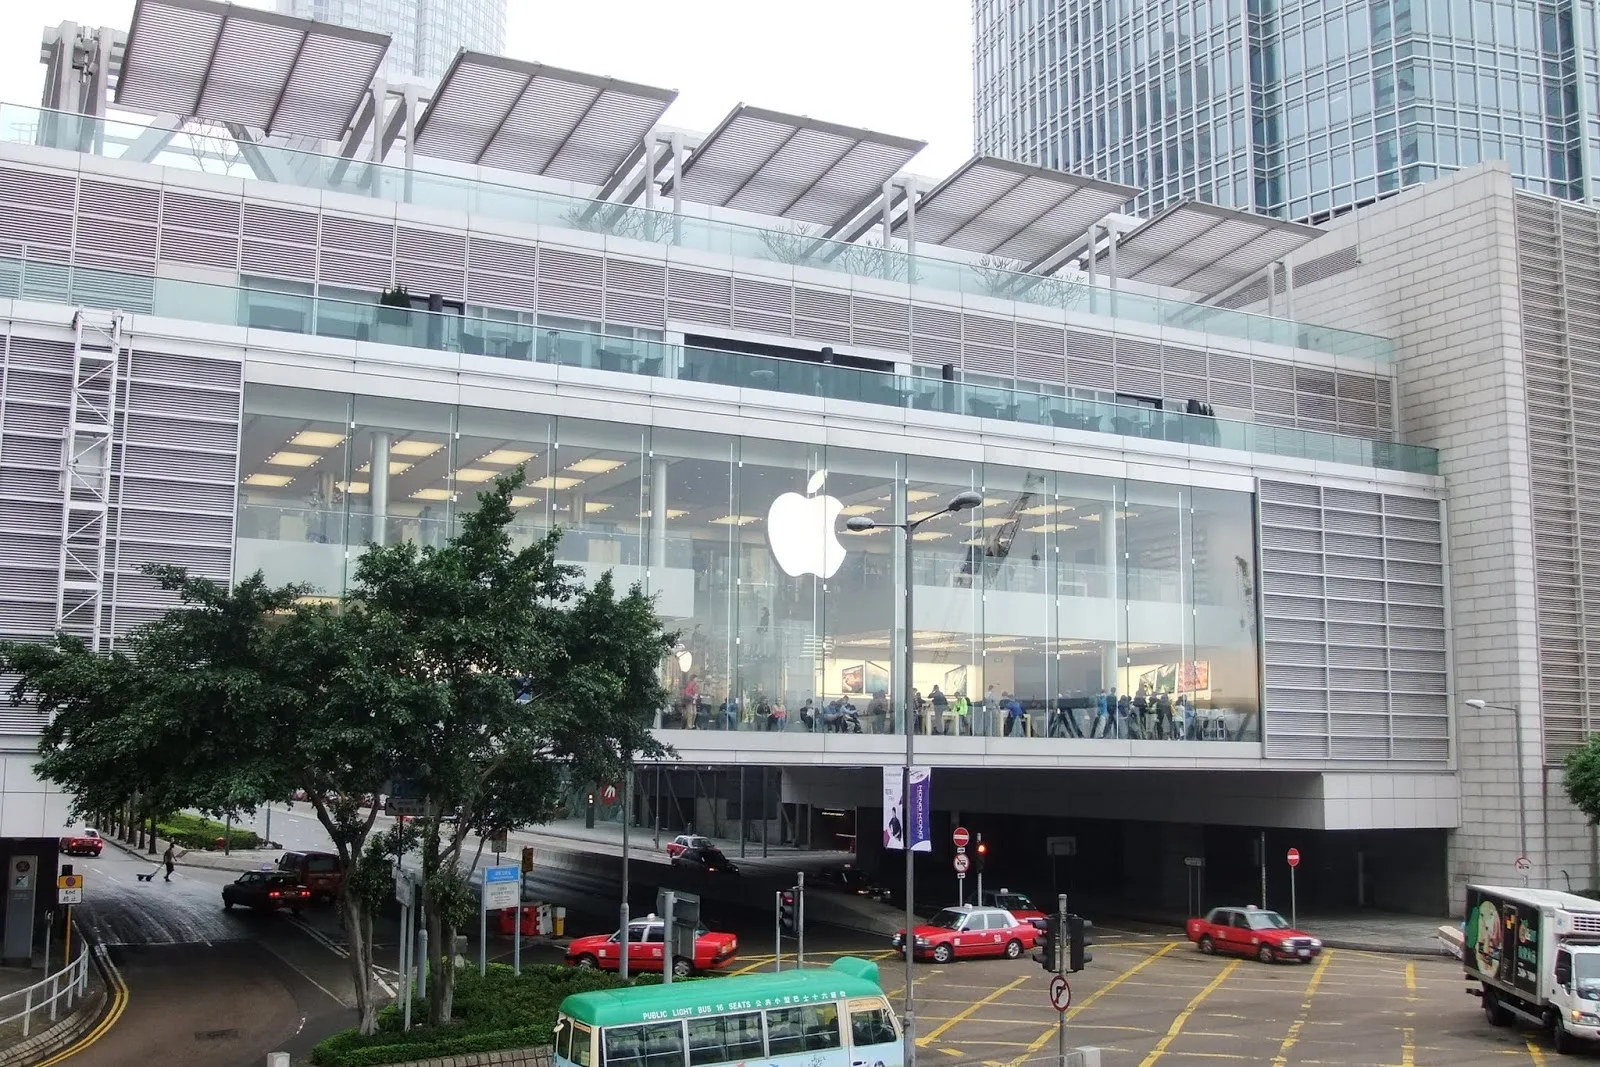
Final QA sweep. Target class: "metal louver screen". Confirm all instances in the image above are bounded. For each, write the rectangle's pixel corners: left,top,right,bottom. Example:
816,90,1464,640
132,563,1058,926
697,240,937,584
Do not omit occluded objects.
0,320,242,736
1514,193,1600,761
1256,480,1450,761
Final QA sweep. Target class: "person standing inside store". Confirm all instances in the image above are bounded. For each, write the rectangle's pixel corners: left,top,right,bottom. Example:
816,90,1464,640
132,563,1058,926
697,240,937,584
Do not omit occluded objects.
869,689,889,734
953,690,970,735
1003,691,1026,737
983,682,999,736
930,685,950,734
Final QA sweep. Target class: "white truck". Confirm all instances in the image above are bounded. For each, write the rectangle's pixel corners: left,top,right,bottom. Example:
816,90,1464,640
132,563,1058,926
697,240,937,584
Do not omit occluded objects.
1465,884,1600,1053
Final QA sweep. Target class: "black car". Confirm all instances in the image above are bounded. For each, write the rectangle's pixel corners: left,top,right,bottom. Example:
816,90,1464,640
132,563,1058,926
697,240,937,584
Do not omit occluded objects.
223,870,311,914
672,846,740,875
813,865,892,902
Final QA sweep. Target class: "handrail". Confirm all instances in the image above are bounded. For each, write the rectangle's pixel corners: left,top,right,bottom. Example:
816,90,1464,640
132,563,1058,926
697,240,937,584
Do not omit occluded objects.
0,256,1439,475
0,927,91,1040
0,101,1394,364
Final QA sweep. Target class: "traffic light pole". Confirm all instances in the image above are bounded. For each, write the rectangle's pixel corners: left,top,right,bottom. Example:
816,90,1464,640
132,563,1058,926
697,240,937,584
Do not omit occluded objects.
1057,893,1068,1067
774,890,783,972
796,872,806,967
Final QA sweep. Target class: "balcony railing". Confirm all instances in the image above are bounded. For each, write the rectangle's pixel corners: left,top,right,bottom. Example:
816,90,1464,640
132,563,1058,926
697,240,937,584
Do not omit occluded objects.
0,103,1393,363
0,258,1438,473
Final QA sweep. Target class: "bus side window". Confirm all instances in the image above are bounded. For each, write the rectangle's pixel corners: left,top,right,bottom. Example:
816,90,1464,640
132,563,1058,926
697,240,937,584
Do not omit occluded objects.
687,1012,763,1065
850,1007,897,1048
557,1019,571,1062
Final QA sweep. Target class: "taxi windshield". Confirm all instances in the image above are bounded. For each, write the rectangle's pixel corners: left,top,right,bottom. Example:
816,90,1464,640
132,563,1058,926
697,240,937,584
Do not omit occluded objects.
1244,911,1291,930
996,893,1033,911
927,909,967,930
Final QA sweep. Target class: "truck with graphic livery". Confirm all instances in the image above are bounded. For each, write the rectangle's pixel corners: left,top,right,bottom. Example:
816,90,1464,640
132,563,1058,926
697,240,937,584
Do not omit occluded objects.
1464,885,1600,1053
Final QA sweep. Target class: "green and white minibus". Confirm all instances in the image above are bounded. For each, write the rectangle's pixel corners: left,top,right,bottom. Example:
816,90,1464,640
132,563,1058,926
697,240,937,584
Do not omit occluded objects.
553,957,903,1067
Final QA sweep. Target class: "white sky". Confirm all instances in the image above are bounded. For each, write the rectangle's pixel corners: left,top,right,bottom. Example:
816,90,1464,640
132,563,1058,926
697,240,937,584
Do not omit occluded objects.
0,0,974,179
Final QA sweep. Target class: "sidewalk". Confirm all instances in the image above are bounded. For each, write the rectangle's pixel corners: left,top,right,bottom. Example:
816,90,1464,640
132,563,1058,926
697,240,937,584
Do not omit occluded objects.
104,833,279,875
512,818,852,876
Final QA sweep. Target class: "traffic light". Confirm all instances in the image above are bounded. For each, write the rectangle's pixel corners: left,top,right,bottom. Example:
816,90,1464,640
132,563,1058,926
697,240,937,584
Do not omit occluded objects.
780,890,797,933
1069,915,1093,972
975,835,987,873
1036,915,1065,972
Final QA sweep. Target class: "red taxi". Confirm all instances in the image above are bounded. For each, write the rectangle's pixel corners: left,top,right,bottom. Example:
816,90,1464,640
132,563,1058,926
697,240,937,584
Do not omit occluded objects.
664,834,713,859
59,828,103,857
565,914,738,977
982,889,1047,930
1186,905,1323,963
892,905,1039,963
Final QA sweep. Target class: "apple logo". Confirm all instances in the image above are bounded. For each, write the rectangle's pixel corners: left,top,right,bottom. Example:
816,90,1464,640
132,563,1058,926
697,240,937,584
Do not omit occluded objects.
765,469,847,578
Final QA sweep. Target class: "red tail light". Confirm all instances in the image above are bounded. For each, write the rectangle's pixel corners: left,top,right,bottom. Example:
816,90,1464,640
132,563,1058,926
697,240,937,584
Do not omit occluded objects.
269,891,280,898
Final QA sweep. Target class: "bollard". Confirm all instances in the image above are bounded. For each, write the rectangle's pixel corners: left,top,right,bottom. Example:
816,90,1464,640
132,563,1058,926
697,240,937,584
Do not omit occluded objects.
268,1053,291,1067
537,904,552,935
1063,1048,1101,1067
554,905,566,936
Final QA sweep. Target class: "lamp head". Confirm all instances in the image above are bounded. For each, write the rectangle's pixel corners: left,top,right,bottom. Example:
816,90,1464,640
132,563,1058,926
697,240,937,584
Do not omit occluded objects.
845,516,877,532
1465,699,1487,709
948,490,984,513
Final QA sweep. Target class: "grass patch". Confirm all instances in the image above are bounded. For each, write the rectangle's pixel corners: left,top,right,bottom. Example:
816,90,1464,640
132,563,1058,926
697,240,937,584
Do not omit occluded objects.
157,812,262,852
311,964,694,1067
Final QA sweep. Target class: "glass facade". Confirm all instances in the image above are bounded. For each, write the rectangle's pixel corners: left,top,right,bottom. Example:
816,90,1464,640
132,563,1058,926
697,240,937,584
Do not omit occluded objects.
238,385,1264,744
977,0,1592,221
275,0,507,82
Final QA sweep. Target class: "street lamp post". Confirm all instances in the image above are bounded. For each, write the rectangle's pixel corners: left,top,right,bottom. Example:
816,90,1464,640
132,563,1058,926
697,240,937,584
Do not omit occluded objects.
1465,698,1529,877
846,488,982,1065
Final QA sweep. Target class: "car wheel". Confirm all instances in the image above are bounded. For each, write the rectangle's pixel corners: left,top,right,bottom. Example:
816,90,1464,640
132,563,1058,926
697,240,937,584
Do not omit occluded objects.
1198,936,1214,954
1005,939,1023,959
932,944,953,964
672,957,694,978
223,899,233,910
573,955,598,970
1257,943,1274,964
1484,990,1511,1027
1554,1013,1575,1055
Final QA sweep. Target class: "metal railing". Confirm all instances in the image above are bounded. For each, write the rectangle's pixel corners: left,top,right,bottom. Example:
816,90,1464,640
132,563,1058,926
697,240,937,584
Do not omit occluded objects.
0,102,1394,364
0,935,91,1040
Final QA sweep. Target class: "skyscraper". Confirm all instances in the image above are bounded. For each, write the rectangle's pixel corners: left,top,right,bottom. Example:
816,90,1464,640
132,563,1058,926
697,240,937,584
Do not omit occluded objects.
276,0,507,83
975,0,1593,223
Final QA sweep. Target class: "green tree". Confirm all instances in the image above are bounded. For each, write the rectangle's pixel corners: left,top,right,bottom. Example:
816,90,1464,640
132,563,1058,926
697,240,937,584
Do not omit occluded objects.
1564,736,1600,826
346,469,670,1024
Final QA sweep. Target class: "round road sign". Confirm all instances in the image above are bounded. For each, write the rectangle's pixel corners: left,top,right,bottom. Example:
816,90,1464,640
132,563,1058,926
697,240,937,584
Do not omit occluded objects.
952,826,970,848
1049,974,1071,1012
953,853,970,874
1287,847,1301,868
601,784,619,805
1515,856,1532,873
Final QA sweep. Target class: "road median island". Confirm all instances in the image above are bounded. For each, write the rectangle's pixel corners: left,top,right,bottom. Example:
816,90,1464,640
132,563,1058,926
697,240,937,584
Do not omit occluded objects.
310,963,693,1067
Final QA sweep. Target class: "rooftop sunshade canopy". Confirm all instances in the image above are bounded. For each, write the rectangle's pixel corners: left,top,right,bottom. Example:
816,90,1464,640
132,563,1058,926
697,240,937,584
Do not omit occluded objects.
894,156,1138,264
666,105,925,231
1110,200,1323,297
411,51,677,185
115,0,389,140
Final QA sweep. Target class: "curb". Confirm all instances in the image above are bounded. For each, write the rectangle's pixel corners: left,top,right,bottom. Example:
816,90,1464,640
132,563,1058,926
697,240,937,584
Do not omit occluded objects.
103,835,274,874
0,985,106,1067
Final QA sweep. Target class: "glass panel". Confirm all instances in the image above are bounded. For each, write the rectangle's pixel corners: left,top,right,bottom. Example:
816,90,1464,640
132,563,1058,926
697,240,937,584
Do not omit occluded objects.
850,1007,898,1048
605,1024,684,1067
573,1024,594,1067
687,1013,764,1066
765,1005,841,1055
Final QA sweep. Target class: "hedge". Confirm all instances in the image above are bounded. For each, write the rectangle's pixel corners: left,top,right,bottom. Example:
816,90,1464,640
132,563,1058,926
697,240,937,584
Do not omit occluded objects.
311,965,697,1067
157,812,262,852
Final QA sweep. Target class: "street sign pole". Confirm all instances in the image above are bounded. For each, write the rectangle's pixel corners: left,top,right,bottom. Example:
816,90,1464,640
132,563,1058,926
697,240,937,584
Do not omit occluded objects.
1057,892,1068,1067
621,771,631,980
773,890,782,973
796,872,805,969
479,888,487,977
662,890,676,986
1286,848,1300,929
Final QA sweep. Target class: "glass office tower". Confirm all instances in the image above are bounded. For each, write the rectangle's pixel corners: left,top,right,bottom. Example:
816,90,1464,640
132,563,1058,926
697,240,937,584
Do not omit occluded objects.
276,0,507,82
975,0,1593,222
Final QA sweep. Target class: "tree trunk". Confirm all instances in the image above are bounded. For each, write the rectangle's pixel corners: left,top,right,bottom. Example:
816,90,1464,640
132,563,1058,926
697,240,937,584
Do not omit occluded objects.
342,892,380,1035
147,814,158,854
424,905,457,1024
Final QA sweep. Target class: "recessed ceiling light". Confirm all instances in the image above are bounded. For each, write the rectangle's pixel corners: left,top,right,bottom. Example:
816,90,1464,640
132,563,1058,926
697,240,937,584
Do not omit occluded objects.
290,431,346,448
982,497,1007,507
638,509,689,519
1019,504,1062,516
530,476,583,490
245,473,295,487
912,530,949,541
908,510,938,522
510,495,540,508
392,440,444,457
411,488,453,501
962,537,987,546
355,461,414,476
266,451,320,468
478,449,535,466
566,458,625,474
974,516,1011,527
709,514,760,525
584,502,613,514
906,490,937,502
454,468,497,483
1025,522,1079,533
337,481,369,494
840,504,883,516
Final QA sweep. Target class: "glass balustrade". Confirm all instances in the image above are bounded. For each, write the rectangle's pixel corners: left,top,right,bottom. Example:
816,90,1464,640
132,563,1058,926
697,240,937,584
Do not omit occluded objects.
0,256,1438,474
0,102,1394,363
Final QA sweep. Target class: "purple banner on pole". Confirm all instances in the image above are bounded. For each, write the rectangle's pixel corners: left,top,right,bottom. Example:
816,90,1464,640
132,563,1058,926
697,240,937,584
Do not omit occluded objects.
908,767,931,853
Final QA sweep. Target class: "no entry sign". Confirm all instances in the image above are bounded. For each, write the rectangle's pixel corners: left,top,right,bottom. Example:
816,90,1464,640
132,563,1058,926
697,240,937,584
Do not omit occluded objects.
1287,847,1300,868
952,826,970,848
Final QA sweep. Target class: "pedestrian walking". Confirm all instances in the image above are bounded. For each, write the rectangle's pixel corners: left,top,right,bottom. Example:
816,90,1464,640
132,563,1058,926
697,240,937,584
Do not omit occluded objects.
162,843,176,882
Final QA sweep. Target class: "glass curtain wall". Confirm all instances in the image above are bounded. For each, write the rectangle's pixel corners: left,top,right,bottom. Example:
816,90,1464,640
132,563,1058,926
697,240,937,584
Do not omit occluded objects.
235,385,1261,743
